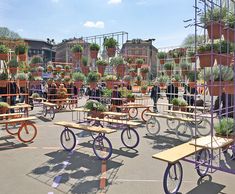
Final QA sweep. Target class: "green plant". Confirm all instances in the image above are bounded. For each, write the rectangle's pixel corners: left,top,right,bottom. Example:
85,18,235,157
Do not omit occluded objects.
37,66,44,72
129,68,136,73
157,51,167,59
56,65,62,71
105,75,117,81
221,66,234,81
214,118,234,136
140,67,149,73
0,72,8,80
188,51,195,57
171,98,180,106
127,92,135,98
173,48,185,58
64,76,71,83
137,75,141,82
179,99,188,106
215,40,234,54
82,57,88,66
103,88,112,97
52,71,57,76
200,7,227,25
136,58,144,65
141,85,147,90
123,75,131,82
174,74,181,82
72,72,85,81
30,56,43,64
8,58,18,68
158,75,168,83
65,65,70,70
0,44,9,54
87,71,99,83
0,102,9,108
110,57,125,67
188,71,199,82
96,59,108,66
71,44,83,53
31,93,40,99
47,64,54,71
15,44,28,55
84,100,107,112
16,73,28,80
60,71,65,76
225,12,235,28
103,37,118,48
164,63,173,70
90,43,100,51
202,66,220,82
34,77,43,81
197,43,218,53
180,63,191,70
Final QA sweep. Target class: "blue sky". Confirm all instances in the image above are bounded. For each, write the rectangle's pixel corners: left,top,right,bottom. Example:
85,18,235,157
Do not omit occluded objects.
0,0,196,48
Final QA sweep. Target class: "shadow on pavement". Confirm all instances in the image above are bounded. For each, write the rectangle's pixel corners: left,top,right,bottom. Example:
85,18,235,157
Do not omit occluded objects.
0,135,28,151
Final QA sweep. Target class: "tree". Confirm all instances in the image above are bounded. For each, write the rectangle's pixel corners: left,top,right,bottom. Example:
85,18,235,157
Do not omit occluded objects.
0,27,21,39
181,34,204,47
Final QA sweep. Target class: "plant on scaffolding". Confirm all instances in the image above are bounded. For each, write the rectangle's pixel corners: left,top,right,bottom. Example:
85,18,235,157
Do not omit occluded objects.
15,44,28,61
8,58,18,75
214,118,234,137
87,71,100,89
16,72,28,87
164,62,174,77
0,44,9,61
90,43,100,59
71,44,83,60
140,66,149,80
84,100,107,118
72,72,85,88
188,71,198,88
103,37,118,57
223,12,235,43
110,56,126,77
157,51,167,65
157,75,168,87
105,75,117,89
81,57,90,75
96,59,108,76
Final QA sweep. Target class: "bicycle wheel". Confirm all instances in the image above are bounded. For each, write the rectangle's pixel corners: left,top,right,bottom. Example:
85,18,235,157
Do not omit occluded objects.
196,119,211,136
146,117,160,135
89,120,102,139
49,107,55,120
6,122,20,135
69,101,77,110
60,128,76,151
129,108,138,118
18,123,37,143
166,118,180,131
93,135,112,160
121,128,139,148
141,109,152,122
176,123,193,142
163,162,183,194
42,105,47,116
196,149,210,177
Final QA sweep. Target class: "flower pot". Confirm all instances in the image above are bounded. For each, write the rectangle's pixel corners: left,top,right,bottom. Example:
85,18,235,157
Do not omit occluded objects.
90,50,98,59
166,70,172,76
18,80,27,87
116,64,126,77
18,54,26,61
47,67,53,72
0,80,8,87
174,58,180,64
223,27,235,43
73,52,82,60
74,81,83,88
106,80,115,89
180,106,187,112
9,67,17,75
188,81,196,88
206,21,224,40
130,71,136,77
97,65,106,76
0,107,8,114
173,105,179,111
198,52,216,68
207,81,223,96
90,110,104,119
159,82,166,88
141,72,147,80
215,54,233,66
89,82,96,89
173,81,181,88
141,89,147,94
159,59,165,65
107,47,116,57
127,97,135,103
223,81,235,94
0,53,8,61
81,65,89,75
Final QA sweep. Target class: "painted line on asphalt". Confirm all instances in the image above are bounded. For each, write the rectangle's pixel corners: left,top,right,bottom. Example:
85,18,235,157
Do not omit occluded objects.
48,192,54,194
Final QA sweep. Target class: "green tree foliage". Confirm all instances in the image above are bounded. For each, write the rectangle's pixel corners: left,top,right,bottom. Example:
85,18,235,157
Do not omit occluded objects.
181,34,204,47
0,27,21,39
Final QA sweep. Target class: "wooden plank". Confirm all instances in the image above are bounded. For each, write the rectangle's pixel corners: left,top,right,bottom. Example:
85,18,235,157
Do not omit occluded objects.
86,116,141,126
54,121,116,134
189,136,234,150
0,113,24,118
164,110,199,116
42,102,57,107
10,104,32,109
187,105,209,110
103,112,128,117
157,103,173,106
72,108,90,112
145,112,195,122
0,116,37,124
152,143,203,164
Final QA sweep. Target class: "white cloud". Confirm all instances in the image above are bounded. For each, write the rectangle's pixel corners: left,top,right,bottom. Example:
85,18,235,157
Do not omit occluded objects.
108,0,122,5
83,21,104,29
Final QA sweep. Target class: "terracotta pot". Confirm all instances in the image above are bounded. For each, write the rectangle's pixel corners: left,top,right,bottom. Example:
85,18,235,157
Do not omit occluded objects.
0,80,8,87
206,21,224,40
215,54,233,66
18,80,27,87
97,65,106,76
207,81,223,96
159,82,165,87
89,82,96,89
9,67,17,75
116,64,126,77
107,47,116,57
141,72,148,80
127,97,135,103
130,71,136,77
74,81,83,88
90,50,98,59
141,89,147,94
18,54,26,61
73,52,82,60
174,58,180,64
173,81,181,88
81,65,89,75
90,110,104,119
0,107,8,114
223,27,235,43
188,81,196,88
223,81,235,94
180,106,187,112
0,53,8,61
198,52,216,67
106,80,115,89
159,59,165,65
166,70,172,76
173,106,179,111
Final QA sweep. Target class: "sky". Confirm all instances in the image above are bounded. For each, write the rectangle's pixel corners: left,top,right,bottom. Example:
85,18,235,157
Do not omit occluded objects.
0,0,197,48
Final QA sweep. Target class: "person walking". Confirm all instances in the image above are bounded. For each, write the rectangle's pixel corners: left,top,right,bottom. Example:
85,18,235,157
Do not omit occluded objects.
150,82,161,112
166,80,178,110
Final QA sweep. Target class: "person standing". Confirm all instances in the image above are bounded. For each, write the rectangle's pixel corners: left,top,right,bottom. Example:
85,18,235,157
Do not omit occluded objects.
166,80,178,110
150,82,161,112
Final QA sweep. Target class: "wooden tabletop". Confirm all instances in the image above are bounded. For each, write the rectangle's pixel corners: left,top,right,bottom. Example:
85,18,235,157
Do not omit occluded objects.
0,116,37,124
10,104,32,109
0,112,24,118
164,110,200,116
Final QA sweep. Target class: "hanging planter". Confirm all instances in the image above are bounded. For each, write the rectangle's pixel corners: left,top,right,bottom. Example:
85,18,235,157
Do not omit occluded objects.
104,37,118,57
18,54,27,61
81,65,89,75
174,58,180,64
96,59,108,76
207,81,223,96
157,51,167,65
116,64,126,77
105,75,117,89
90,43,100,59
206,21,225,40
197,52,216,68
15,44,28,62
0,53,8,61
140,66,149,80
72,72,85,88
87,71,99,89
0,44,9,61
136,58,144,68
224,81,235,94
215,54,233,66
74,81,83,88
71,44,83,60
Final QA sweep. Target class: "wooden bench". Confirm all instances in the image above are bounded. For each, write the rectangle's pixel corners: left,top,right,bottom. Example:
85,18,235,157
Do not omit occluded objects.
145,112,195,122
0,116,37,143
54,121,116,160
42,102,57,107
164,110,200,117
0,112,24,119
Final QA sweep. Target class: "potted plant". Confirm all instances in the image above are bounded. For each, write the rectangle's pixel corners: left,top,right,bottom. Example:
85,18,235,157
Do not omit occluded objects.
30,56,43,67
15,44,28,61
64,65,70,72
188,51,196,63
96,59,108,76
140,66,149,80
16,73,28,87
81,57,89,75
64,76,71,85
8,58,18,75
223,12,235,43
179,99,188,112
215,40,234,66
180,63,191,77
37,66,44,76
164,63,174,76
126,92,135,102
56,65,62,72
157,51,167,65
110,56,126,77
221,66,234,94
87,71,99,89
60,71,65,78
0,102,10,114
171,98,180,111
71,44,83,60
0,72,8,87
173,48,185,64
31,92,40,99
173,74,181,87
52,71,57,78
90,43,100,59
84,100,107,118
72,72,85,88
136,75,141,86
123,75,132,85
105,75,117,89
0,44,9,61
103,37,118,57
158,75,168,87
47,64,54,72
188,71,198,88
214,118,234,137
129,68,137,77
200,7,227,39
140,85,148,94
136,58,144,68
47,78,53,85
